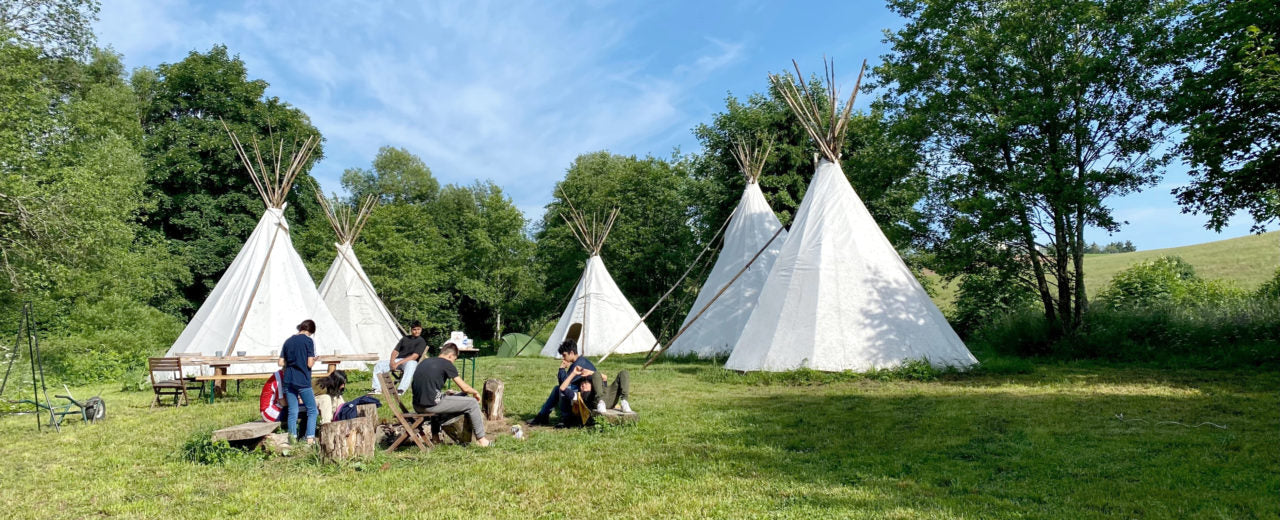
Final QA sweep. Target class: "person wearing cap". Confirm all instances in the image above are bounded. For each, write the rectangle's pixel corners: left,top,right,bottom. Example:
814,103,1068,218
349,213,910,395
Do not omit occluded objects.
371,321,427,395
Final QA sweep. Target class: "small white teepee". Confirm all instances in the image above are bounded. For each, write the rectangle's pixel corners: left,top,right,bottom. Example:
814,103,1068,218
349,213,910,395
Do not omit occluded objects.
540,206,659,358
315,192,403,356
165,127,364,375
725,60,977,372
665,139,788,358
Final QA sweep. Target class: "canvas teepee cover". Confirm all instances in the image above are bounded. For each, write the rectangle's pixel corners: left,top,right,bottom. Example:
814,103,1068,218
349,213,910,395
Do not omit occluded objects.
665,140,788,358
315,192,403,355
165,130,364,375
725,60,976,372
540,207,659,358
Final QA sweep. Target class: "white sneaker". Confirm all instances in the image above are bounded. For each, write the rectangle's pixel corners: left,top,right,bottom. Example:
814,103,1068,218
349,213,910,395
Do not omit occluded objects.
596,401,608,414
620,400,632,413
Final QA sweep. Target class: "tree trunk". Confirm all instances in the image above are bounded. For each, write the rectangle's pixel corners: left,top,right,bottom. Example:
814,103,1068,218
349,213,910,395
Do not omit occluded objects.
482,378,505,421
317,403,377,460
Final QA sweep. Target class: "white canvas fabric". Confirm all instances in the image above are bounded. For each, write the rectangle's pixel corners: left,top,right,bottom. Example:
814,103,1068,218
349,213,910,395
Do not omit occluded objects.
540,255,659,358
318,242,401,355
725,160,977,372
665,182,788,358
166,208,364,375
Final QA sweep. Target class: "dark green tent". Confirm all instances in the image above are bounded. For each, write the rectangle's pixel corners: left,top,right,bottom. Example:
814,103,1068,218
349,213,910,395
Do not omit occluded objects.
497,333,543,357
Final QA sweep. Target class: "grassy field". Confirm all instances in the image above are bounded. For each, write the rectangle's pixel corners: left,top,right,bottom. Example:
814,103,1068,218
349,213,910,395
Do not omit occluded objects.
0,355,1275,519
928,231,1280,310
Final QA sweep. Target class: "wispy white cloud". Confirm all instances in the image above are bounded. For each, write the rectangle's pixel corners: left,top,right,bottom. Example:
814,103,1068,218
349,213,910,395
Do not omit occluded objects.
96,0,745,219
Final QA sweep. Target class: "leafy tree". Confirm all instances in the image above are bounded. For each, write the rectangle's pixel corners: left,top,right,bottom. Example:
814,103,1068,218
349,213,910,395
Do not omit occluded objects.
432,182,540,339
135,45,326,314
879,0,1172,333
535,152,700,340
1159,1,1280,231
341,146,439,204
0,0,99,58
307,148,538,344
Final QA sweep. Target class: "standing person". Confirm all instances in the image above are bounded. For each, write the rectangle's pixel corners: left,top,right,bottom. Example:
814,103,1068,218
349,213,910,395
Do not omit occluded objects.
410,343,490,447
371,321,427,395
278,319,319,446
531,340,595,426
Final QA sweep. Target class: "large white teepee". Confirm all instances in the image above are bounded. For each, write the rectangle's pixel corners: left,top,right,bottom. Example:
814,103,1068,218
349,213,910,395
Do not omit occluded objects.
315,192,403,356
540,207,659,358
725,60,976,372
165,129,364,375
665,140,788,358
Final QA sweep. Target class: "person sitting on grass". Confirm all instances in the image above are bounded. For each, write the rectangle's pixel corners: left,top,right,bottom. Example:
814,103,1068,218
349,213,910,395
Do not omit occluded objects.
409,342,490,447
531,339,597,427
314,370,347,425
583,366,633,415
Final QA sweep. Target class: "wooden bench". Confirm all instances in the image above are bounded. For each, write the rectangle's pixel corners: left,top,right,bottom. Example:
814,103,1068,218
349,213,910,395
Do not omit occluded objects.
591,409,639,425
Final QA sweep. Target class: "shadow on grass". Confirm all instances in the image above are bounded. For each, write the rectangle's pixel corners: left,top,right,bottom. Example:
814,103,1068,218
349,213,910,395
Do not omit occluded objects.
641,382,1274,518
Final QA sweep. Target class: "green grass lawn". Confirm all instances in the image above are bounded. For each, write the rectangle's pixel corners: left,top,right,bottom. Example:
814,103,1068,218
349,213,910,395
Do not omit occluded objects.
927,231,1279,310
1,355,1275,519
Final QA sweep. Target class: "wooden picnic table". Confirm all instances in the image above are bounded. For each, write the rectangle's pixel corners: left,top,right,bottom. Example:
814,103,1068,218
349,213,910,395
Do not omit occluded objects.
185,354,379,400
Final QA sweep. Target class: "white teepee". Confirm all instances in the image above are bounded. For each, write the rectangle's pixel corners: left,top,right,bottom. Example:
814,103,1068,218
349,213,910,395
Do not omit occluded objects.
165,128,364,375
315,192,403,356
725,60,976,372
665,139,788,358
540,206,659,358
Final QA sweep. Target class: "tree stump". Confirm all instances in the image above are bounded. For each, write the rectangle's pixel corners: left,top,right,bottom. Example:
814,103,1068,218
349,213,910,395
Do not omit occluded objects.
482,378,504,421
439,415,474,445
591,409,639,425
317,403,377,460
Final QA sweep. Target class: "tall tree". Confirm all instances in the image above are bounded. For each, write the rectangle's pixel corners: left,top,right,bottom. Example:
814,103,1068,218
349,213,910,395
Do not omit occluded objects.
0,0,99,58
535,152,699,339
136,45,325,313
879,0,1171,333
1160,0,1280,231
341,146,440,205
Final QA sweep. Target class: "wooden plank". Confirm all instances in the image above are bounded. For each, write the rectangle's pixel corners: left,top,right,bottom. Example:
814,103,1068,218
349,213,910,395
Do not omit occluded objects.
591,409,639,425
212,421,279,442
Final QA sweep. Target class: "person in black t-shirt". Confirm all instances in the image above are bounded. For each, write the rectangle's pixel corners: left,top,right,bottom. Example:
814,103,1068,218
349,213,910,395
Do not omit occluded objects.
409,343,490,447
372,321,428,394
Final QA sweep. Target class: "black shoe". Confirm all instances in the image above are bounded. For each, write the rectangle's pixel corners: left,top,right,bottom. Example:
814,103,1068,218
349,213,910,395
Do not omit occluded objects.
529,414,550,426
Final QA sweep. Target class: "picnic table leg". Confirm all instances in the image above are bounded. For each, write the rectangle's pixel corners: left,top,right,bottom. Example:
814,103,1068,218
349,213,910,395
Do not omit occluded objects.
214,366,229,397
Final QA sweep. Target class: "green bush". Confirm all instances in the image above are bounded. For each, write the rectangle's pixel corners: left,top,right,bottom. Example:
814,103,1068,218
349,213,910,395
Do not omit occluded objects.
180,435,270,465
1097,256,1248,308
971,299,1280,367
42,297,184,385
951,268,1040,335
1257,267,1280,300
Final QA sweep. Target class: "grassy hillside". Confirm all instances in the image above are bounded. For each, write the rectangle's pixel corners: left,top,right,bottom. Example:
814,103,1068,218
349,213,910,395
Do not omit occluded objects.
928,231,1279,310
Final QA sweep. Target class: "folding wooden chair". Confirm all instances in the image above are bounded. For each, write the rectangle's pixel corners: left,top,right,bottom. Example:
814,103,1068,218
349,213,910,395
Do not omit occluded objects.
376,371,434,452
148,357,196,407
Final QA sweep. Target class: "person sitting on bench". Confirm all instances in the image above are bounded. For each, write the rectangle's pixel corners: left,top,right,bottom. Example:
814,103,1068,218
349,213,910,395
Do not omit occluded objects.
314,370,347,425
409,342,490,447
531,339,596,426
372,321,427,395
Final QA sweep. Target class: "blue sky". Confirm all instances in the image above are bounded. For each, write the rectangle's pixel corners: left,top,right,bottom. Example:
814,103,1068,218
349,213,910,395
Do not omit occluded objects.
95,0,1260,250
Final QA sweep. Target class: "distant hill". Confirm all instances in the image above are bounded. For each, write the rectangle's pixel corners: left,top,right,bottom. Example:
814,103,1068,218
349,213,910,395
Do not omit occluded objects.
928,231,1279,310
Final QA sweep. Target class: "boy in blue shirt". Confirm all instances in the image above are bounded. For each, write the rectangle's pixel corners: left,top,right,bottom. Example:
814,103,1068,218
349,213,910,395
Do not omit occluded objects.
531,340,594,426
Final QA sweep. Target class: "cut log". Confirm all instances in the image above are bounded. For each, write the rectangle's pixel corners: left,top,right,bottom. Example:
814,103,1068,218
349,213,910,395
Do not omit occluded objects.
591,409,639,425
317,403,377,460
439,415,473,445
212,421,279,443
482,378,504,421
